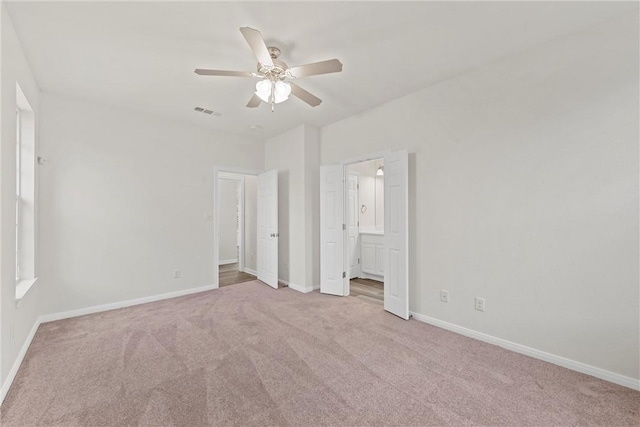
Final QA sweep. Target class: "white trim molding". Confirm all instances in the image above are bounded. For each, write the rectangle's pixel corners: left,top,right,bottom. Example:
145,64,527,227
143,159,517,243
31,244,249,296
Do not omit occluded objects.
286,281,315,294
40,284,217,324
0,318,40,404
409,311,640,391
244,267,258,276
15,277,38,305
219,259,238,266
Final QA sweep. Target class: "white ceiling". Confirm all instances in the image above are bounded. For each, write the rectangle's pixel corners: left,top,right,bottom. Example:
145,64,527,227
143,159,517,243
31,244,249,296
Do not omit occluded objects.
6,1,638,139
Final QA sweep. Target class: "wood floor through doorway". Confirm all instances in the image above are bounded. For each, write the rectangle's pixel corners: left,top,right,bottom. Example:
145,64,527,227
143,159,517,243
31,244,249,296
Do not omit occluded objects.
219,263,256,287
349,278,383,304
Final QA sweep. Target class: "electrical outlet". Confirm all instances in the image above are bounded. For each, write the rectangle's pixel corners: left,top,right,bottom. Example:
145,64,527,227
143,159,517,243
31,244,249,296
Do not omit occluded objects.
440,290,449,303
173,269,181,279
475,297,485,312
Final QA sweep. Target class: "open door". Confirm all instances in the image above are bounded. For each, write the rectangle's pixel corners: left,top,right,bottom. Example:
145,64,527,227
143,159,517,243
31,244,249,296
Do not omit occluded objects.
320,165,346,296
257,169,278,289
383,150,409,319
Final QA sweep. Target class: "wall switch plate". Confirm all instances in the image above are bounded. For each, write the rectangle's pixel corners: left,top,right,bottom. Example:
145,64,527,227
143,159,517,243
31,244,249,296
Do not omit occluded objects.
440,290,449,303
475,297,485,311
173,269,181,279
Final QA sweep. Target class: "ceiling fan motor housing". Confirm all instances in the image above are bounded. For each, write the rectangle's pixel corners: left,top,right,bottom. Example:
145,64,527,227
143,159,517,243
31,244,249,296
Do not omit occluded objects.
258,55,290,80
267,46,281,59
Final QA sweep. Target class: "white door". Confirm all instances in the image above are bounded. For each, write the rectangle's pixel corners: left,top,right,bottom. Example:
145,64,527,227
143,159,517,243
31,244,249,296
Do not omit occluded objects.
257,169,278,289
383,150,409,319
347,173,360,279
320,165,346,296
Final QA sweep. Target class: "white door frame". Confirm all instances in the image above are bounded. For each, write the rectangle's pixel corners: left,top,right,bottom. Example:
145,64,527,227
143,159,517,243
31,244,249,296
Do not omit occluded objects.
213,167,263,289
341,151,390,297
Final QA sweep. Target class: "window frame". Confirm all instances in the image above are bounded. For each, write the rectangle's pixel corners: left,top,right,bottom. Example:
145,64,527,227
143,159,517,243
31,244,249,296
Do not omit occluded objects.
15,83,38,302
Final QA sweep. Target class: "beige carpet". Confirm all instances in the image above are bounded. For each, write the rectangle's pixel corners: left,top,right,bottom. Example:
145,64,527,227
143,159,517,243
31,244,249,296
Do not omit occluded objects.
1,280,638,426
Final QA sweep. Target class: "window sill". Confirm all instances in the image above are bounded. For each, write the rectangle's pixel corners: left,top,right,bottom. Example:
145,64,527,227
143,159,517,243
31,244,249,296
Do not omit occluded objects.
16,278,38,305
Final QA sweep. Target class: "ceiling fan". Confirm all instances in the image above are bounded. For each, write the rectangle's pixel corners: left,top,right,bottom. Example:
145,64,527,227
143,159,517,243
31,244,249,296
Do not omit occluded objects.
195,27,343,111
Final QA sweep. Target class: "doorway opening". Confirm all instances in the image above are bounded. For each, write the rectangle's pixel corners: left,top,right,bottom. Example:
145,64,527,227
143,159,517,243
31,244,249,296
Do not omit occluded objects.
320,149,408,319
214,167,280,290
347,159,385,305
217,172,258,287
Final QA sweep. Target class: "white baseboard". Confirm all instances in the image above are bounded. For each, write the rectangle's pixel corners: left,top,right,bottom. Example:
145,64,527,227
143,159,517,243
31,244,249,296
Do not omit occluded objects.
219,259,238,266
359,272,383,282
40,284,217,324
244,267,257,276
0,318,41,405
409,311,640,391
286,281,315,293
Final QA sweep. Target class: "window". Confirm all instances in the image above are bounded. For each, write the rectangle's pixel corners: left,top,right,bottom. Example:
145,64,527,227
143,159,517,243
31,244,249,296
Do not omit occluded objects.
16,108,21,281
15,83,37,301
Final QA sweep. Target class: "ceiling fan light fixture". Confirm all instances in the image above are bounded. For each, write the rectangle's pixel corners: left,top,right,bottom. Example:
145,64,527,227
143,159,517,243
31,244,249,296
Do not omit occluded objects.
255,79,291,104
255,80,272,103
273,81,291,103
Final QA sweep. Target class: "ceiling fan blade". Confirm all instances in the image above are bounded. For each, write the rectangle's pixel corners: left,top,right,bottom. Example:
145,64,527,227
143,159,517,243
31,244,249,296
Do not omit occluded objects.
239,27,274,67
288,59,343,78
289,82,322,107
194,69,253,77
246,94,262,108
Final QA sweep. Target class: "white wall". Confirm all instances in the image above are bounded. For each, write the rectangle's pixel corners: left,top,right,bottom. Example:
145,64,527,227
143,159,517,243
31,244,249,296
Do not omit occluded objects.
37,93,264,315
0,4,43,392
244,175,257,272
321,13,639,380
303,125,320,291
265,124,320,291
218,178,238,263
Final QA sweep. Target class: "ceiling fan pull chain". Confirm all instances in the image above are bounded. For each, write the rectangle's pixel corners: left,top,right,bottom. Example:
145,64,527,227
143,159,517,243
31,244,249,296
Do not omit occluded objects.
271,80,276,112
270,80,276,104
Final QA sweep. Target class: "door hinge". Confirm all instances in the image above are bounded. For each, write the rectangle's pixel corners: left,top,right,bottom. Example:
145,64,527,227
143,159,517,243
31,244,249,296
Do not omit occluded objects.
357,184,360,190
343,271,346,278
342,224,346,230
358,258,360,264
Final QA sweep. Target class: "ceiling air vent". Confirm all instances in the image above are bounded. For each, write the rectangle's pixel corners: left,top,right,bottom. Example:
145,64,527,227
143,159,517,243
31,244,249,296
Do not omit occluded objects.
194,107,221,117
